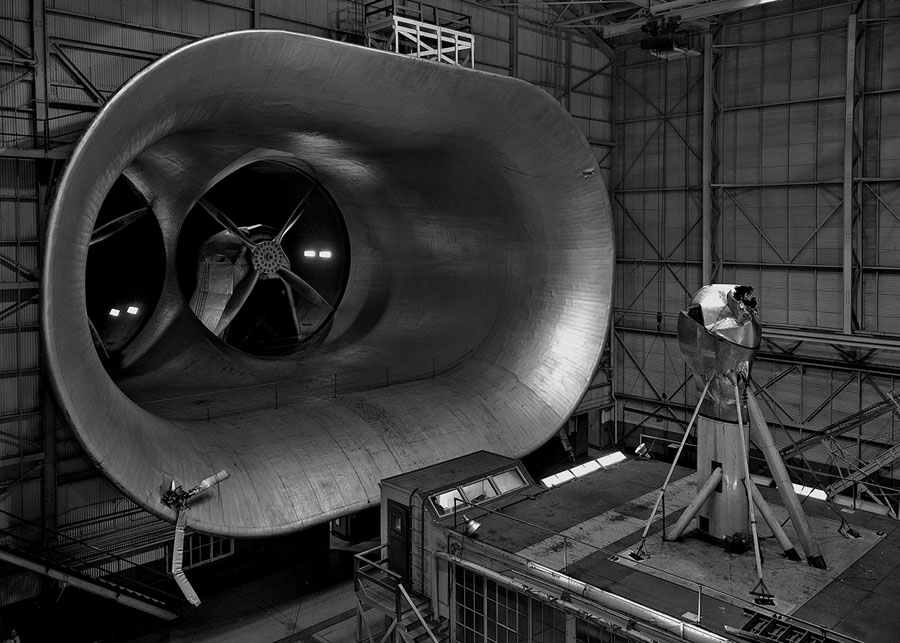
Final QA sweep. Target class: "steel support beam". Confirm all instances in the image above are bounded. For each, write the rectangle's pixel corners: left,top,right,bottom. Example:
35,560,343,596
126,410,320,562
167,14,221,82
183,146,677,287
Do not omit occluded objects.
746,391,825,568
666,467,722,541
31,0,49,151
49,42,106,104
701,32,717,284
842,13,859,334
0,549,179,619
547,3,614,58
604,0,790,38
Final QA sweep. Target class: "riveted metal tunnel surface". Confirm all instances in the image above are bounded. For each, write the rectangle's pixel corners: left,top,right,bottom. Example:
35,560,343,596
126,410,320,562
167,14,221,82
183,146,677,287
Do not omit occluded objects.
42,31,614,537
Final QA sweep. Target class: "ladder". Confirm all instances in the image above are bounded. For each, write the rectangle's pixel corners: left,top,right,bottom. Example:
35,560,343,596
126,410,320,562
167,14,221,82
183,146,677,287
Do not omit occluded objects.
727,610,861,643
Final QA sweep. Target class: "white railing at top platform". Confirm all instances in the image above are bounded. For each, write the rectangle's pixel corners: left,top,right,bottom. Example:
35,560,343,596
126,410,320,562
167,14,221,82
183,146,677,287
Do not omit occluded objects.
390,15,474,68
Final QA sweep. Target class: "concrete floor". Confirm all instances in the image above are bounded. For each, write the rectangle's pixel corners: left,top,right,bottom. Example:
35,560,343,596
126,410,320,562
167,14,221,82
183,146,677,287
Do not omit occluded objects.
613,502,883,615
126,538,372,643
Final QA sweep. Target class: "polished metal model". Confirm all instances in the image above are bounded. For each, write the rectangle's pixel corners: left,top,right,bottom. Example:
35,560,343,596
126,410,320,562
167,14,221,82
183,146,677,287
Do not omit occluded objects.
677,284,761,420
633,285,823,607
42,31,614,537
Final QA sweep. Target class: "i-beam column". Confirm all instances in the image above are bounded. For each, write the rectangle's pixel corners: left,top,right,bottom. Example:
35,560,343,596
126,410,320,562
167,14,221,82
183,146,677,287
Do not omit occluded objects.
702,33,715,284
843,13,862,334
702,29,723,285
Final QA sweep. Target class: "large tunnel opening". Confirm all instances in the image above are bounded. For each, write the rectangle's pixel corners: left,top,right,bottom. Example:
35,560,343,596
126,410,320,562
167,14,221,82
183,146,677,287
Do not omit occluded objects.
43,31,614,537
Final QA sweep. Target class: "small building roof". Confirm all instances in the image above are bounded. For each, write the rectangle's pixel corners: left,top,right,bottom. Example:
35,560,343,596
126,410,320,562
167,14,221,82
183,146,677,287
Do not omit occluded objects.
381,450,527,495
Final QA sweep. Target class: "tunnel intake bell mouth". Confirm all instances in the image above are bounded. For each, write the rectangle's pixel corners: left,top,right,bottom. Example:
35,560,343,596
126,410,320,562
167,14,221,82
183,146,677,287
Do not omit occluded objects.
42,31,614,537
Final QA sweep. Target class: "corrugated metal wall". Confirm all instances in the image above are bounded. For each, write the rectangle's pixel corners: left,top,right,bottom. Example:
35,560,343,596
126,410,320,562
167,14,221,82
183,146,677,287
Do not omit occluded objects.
0,157,42,524
614,0,900,495
0,0,613,604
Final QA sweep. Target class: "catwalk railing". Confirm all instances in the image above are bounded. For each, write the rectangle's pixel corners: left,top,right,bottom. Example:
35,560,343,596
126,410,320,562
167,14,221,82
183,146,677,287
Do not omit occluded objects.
364,0,471,33
0,508,183,612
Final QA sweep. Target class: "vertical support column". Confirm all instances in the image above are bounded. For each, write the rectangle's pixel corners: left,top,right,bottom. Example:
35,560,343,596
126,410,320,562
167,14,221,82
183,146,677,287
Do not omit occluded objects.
702,30,722,285
695,415,749,540
565,30,572,113
42,395,57,533
702,33,714,285
853,11,866,331
31,0,49,151
842,13,858,334
40,162,58,535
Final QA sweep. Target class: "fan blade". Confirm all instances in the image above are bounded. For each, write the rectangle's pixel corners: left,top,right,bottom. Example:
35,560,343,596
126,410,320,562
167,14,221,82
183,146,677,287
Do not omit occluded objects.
213,267,259,335
88,317,109,360
274,184,317,245
90,206,150,245
198,199,256,249
276,267,333,311
282,285,302,337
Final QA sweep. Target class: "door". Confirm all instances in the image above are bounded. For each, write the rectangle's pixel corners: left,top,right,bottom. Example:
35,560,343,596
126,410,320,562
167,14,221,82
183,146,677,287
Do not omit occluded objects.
387,500,410,583
574,412,589,458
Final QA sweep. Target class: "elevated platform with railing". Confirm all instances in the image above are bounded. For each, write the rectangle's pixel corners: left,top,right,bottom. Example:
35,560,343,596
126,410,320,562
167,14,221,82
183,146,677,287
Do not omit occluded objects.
364,0,474,68
0,508,183,619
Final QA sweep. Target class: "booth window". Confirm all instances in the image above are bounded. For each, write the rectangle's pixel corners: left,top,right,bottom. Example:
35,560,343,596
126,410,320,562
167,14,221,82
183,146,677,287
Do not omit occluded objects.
433,488,465,515
461,479,498,504
430,467,528,516
491,469,526,493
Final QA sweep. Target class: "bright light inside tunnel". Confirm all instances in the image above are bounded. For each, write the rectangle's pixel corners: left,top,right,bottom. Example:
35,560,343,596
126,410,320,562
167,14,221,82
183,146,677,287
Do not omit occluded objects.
86,174,163,360
304,250,316,257
319,250,332,258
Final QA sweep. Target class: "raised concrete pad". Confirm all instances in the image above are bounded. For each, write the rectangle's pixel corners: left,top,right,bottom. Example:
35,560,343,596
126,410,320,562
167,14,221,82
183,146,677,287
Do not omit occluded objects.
515,473,698,569
612,503,884,615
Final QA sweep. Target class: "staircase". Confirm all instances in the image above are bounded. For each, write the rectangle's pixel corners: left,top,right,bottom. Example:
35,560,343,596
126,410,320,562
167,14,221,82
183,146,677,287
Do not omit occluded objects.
0,508,182,619
354,544,449,643
398,597,449,643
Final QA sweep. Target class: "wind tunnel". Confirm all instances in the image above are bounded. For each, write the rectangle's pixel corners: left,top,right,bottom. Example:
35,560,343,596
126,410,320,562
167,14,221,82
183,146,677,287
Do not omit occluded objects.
42,31,614,537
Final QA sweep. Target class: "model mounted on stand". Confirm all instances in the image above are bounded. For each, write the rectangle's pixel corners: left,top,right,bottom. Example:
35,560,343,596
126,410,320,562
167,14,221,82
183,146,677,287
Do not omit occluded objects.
630,285,825,607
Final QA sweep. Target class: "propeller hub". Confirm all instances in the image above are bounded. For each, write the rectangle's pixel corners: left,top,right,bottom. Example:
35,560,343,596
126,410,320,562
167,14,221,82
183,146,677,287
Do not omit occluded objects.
251,239,290,278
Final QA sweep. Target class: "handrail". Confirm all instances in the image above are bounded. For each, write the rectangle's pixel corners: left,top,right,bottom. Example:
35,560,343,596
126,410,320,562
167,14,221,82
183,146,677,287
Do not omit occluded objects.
0,507,181,604
0,508,172,582
354,544,443,642
355,545,402,595
398,583,440,643
364,0,471,32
